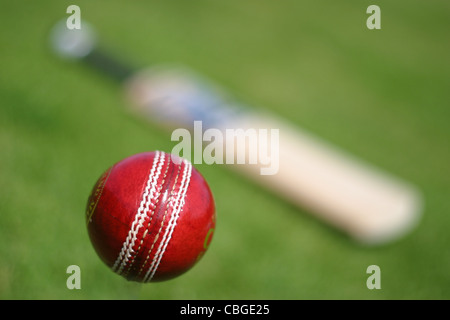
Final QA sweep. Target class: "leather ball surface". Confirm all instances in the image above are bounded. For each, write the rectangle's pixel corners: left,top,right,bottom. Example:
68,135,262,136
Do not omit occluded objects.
86,151,216,282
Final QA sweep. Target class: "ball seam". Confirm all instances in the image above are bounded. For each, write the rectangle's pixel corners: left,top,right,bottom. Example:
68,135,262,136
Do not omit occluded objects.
144,159,192,282
112,151,164,274
138,156,183,279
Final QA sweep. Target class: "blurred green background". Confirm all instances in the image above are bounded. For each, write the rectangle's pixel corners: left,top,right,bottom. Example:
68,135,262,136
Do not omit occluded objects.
1,0,449,299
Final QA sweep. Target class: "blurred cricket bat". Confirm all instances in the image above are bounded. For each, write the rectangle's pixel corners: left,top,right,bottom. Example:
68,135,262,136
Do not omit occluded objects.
50,21,422,244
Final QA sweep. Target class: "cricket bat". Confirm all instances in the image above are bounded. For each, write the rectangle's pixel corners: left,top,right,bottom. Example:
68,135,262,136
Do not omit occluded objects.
50,21,422,245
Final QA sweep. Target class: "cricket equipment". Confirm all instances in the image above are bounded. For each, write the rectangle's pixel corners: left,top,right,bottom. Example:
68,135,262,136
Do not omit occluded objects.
51,21,422,245
86,151,216,282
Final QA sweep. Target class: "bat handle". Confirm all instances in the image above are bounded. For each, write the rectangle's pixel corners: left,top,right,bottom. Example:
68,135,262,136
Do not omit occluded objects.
50,20,136,82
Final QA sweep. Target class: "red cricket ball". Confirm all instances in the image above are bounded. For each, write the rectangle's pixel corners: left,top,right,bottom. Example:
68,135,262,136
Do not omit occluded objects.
85,151,216,282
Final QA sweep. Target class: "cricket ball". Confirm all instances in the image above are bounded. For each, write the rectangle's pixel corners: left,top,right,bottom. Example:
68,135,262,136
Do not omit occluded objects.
85,151,216,282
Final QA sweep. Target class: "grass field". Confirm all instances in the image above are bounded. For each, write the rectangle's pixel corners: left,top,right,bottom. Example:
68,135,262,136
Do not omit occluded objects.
1,1,449,299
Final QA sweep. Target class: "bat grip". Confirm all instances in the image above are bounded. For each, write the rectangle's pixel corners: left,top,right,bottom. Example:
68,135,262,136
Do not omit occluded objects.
82,48,137,83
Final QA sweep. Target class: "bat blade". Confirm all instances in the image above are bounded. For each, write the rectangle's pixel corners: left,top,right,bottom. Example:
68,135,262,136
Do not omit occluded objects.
125,68,422,244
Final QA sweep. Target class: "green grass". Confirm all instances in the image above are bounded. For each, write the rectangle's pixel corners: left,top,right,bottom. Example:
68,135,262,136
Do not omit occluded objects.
1,0,449,299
